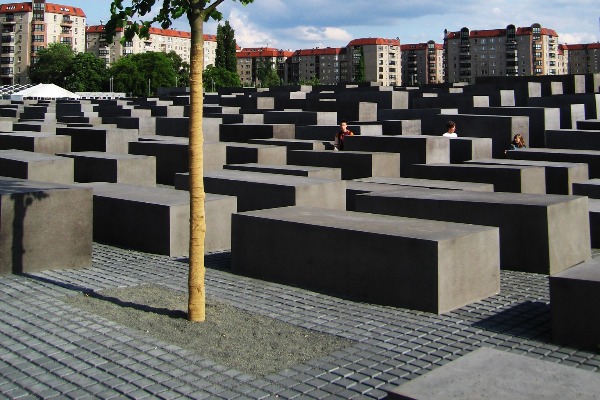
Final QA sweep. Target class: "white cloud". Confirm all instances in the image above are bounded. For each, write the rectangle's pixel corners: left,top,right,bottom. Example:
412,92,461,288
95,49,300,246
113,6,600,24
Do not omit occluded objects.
227,8,277,48
281,26,353,46
559,32,599,44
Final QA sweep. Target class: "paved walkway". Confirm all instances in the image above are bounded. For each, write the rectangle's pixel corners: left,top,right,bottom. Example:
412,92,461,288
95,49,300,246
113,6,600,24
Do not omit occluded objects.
0,243,599,399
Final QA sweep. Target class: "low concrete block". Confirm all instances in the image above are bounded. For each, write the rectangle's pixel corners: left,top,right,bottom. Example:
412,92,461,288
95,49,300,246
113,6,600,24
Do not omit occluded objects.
288,149,401,180
550,258,600,349
507,148,600,178
224,163,341,180
248,138,326,155
59,151,156,186
226,143,287,165
387,347,600,400
573,178,600,199
0,177,92,274
587,199,600,247
0,149,73,184
263,110,337,126
467,158,588,195
577,119,600,130
199,169,345,211
546,128,600,151
356,177,494,192
56,126,138,154
232,206,499,313
86,182,236,256
410,163,546,194
0,132,71,154
449,137,493,163
219,123,295,143
355,187,591,274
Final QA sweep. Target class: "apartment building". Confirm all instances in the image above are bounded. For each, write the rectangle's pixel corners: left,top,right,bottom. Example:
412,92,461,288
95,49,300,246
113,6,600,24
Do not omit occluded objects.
86,25,211,68
401,40,444,85
559,43,600,74
347,38,401,86
0,0,86,84
288,47,345,85
444,23,559,84
236,47,293,86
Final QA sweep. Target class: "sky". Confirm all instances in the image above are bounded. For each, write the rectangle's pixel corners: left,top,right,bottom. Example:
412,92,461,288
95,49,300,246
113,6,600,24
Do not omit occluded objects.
67,0,599,49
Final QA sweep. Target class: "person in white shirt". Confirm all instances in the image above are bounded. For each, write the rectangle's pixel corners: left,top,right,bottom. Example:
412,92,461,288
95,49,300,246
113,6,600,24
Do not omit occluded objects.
442,121,458,138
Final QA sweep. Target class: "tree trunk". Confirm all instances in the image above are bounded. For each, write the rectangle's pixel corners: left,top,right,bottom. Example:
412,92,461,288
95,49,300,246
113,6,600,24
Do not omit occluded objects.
187,5,206,322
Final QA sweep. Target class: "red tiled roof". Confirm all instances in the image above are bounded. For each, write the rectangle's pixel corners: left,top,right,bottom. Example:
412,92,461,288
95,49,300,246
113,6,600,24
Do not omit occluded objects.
471,29,505,38
237,47,293,58
561,43,600,50
347,38,400,46
400,43,443,50
0,2,31,13
45,3,85,17
517,27,558,37
293,47,342,56
446,26,559,39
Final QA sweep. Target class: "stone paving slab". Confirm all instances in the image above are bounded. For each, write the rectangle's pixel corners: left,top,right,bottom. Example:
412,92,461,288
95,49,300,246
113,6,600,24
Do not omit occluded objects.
0,243,597,400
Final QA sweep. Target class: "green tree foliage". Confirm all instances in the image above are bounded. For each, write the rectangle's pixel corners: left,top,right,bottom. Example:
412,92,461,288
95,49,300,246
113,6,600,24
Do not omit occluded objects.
255,59,281,87
215,20,237,72
203,65,241,90
354,46,366,82
109,52,177,96
29,43,74,85
166,51,190,87
65,52,110,92
105,0,255,323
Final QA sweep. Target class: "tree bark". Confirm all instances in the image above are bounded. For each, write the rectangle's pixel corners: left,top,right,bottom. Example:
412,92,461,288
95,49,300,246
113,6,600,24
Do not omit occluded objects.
187,3,206,322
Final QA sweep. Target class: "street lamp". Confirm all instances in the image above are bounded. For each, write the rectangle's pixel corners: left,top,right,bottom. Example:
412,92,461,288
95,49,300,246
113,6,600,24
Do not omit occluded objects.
109,76,113,97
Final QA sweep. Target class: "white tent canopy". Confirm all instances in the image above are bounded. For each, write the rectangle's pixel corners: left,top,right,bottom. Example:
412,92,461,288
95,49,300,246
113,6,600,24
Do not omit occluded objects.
10,83,80,101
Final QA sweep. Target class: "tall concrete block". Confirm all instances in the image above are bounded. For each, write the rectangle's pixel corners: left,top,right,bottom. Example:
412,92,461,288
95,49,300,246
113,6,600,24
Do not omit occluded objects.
232,206,499,314
449,137,493,163
355,188,591,274
550,258,600,349
343,135,449,177
0,177,92,274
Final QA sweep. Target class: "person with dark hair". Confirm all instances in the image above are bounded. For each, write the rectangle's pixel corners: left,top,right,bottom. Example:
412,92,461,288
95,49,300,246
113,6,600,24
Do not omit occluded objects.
443,120,457,138
334,119,354,151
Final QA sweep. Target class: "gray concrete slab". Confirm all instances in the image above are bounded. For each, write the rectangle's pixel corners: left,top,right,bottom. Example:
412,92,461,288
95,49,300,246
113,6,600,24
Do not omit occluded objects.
546,128,600,151
573,178,600,199
448,137,493,163
577,119,600,130
263,111,337,126
0,131,71,154
355,187,591,274
232,206,499,314
56,126,138,154
466,158,588,195
410,163,546,194
224,163,341,180
58,151,156,186
387,347,600,400
288,149,401,180
83,182,236,256
226,143,287,165
507,147,600,178
550,257,600,349
219,124,295,143
189,169,346,211
0,177,92,274
356,176,494,191
0,149,74,184
587,199,600,248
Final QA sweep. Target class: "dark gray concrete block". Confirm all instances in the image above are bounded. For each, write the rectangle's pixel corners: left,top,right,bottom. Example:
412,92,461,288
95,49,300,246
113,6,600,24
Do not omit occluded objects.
58,151,156,186
466,158,588,195
198,170,345,212
577,119,600,130
356,177,494,192
263,111,337,126
0,132,71,154
219,124,295,143
343,135,449,177
380,120,422,135
226,143,287,165
377,108,458,134
573,178,600,199
355,187,591,274
550,258,600,349
587,199,600,248
387,347,600,400
410,163,546,194
0,177,92,274
248,138,326,156
0,149,74,184
448,137,493,164
232,206,499,313
345,180,410,211
295,124,380,141
336,90,408,109
545,129,600,151
288,149,400,180
507,148,600,178
412,94,489,113
56,126,138,154
224,163,341,180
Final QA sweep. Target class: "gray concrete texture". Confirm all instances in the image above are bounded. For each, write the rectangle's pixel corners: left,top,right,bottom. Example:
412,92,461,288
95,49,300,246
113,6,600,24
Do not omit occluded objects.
0,131,71,154
0,149,74,184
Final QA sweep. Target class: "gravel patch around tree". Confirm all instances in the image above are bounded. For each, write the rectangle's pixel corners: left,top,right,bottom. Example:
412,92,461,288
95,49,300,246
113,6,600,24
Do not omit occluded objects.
64,284,354,376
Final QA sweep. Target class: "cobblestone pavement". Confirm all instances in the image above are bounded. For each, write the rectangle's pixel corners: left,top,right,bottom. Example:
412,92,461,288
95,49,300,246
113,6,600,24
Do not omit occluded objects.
0,243,599,399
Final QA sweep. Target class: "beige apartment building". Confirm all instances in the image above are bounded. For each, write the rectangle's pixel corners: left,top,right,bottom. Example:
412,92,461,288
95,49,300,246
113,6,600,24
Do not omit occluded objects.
86,25,214,68
560,43,600,74
0,0,86,84
444,23,560,83
401,40,444,85
236,47,293,86
346,38,401,86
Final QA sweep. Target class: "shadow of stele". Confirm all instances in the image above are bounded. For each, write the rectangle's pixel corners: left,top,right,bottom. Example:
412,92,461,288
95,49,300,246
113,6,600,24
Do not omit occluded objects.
10,190,49,274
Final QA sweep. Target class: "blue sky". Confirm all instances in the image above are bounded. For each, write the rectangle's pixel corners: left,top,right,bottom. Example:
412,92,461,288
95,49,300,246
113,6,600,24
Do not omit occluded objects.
70,0,599,49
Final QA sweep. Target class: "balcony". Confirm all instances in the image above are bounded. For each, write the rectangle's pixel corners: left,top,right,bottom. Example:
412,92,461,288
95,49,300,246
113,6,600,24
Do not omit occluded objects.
61,18,73,26
2,27,15,33
1,68,14,77
1,36,14,43
2,18,15,25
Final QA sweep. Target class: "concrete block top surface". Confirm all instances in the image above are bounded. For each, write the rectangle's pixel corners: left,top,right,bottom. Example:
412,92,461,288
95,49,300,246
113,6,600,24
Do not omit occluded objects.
292,149,397,157
512,148,600,156
0,176,80,194
0,131,59,138
226,163,338,173
238,206,496,241
587,198,600,212
388,347,600,400
357,177,494,191
0,149,68,162
80,182,189,206
422,162,543,172
363,186,582,207
205,169,340,187
551,257,600,282
469,158,588,168
59,151,153,160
